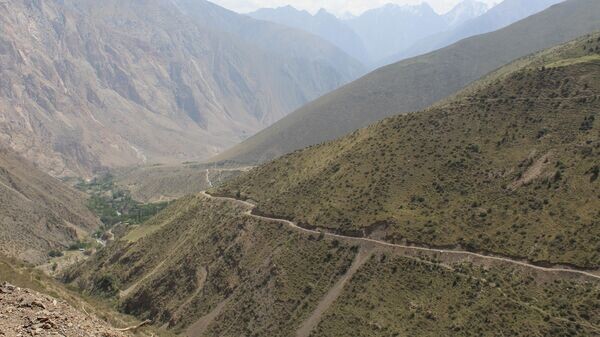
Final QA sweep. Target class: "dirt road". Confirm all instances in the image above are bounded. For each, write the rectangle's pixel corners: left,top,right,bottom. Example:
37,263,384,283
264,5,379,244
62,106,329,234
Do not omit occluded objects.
200,191,600,282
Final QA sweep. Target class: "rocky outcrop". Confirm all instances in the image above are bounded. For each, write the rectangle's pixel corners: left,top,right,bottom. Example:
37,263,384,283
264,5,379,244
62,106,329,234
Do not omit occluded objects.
0,282,126,337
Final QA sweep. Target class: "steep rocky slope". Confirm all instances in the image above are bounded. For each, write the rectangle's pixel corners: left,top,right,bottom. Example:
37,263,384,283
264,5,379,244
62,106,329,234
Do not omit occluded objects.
168,0,363,77
0,0,363,177
0,282,127,337
0,148,100,264
0,256,168,336
212,0,600,165
215,35,600,269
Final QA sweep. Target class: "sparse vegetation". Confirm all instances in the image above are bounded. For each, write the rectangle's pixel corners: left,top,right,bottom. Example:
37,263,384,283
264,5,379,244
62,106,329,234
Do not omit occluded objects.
65,197,357,335
215,35,600,268
311,254,600,337
60,34,600,337
65,196,600,336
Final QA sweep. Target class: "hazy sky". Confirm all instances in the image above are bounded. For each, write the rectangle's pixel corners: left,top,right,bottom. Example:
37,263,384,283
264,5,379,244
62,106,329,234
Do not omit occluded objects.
210,0,500,16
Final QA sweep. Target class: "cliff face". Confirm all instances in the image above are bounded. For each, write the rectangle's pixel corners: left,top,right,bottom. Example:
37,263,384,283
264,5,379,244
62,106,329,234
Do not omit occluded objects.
0,0,363,177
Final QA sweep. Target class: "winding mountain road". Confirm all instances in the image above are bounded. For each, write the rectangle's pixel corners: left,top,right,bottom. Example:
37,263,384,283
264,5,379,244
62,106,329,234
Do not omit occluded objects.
199,191,600,282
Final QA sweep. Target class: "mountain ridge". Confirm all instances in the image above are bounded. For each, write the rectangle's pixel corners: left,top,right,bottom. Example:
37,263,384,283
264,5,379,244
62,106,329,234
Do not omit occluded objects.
249,6,369,64
0,0,363,177
390,0,565,63
211,0,600,165
249,1,491,66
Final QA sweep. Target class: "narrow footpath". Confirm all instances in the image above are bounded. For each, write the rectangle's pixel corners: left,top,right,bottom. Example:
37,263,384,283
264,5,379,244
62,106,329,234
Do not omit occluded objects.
296,247,374,337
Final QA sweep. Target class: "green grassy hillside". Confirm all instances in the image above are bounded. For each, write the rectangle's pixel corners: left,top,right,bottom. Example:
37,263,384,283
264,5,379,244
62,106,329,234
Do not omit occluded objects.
62,34,600,337
65,195,600,336
310,253,600,337
211,0,600,165
215,35,600,269
65,196,357,335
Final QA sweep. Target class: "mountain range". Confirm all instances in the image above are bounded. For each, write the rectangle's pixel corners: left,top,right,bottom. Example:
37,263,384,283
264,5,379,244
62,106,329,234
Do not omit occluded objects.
0,0,363,178
212,0,600,165
250,1,490,65
0,0,599,336
346,2,481,64
391,0,565,62
249,0,564,66
249,6,370,64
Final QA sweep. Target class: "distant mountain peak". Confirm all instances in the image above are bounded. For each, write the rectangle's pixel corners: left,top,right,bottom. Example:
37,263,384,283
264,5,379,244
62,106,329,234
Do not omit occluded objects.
315,8,334,17
248,5,370,64
444,0,489,26
378,2,436,15
274,5,303,13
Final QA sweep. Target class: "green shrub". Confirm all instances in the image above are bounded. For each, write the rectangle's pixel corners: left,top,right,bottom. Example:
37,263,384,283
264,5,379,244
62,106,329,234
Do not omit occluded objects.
48,250,63,258
92,274,119,297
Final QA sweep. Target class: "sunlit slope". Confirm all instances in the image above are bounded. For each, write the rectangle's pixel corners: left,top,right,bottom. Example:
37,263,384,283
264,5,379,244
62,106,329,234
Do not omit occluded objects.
66,195,600,336
215,35,600,268
310,253,600,336
65,196,357,335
